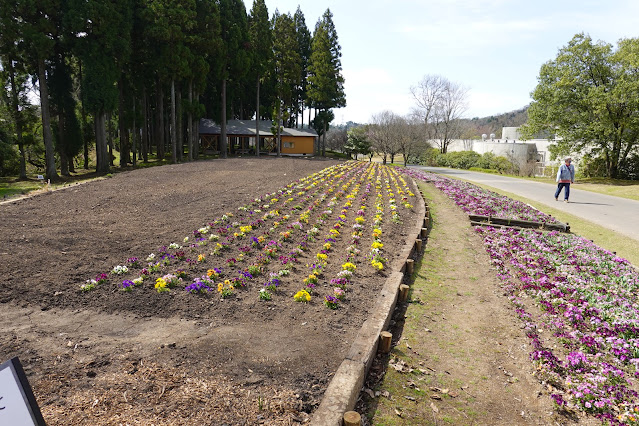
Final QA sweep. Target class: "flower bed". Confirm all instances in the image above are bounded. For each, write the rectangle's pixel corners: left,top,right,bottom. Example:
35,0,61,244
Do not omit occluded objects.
411,169,639,424
477,227,639,424
82,161,417,311
402,168,558,223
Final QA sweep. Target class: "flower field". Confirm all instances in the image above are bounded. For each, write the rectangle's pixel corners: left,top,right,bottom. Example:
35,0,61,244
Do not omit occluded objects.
82,161,416,312
403,168,559,223
1,158,429,424
412,168,639,424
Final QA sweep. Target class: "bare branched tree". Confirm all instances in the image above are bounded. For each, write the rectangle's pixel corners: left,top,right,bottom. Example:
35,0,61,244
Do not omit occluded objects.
367,110,397,164
395,115,429,166
410,74,468,153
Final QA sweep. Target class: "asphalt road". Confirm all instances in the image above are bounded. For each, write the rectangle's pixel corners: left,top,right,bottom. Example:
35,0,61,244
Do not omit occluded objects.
411,166,639,243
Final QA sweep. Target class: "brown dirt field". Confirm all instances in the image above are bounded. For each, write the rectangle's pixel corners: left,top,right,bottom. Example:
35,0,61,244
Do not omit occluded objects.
0,157,421,425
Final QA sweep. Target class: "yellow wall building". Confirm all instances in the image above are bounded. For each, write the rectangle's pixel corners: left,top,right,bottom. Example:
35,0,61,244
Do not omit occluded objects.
199,119,317,156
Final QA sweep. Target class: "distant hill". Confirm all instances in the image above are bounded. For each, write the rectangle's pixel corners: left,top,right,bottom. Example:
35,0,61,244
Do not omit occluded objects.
332,107,529,138
461,106,529,139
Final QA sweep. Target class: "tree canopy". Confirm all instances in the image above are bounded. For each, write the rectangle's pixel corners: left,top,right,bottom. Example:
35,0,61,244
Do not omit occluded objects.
522,33,639,178
0,1,346,178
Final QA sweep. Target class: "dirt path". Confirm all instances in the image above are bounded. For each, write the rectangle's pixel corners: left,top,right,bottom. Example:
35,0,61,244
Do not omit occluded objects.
357,182,599,425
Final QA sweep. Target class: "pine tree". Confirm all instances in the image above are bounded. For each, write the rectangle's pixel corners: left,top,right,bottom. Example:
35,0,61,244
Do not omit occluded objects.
218,0,250,158
0,0,29,178
293,6,311,128
15,0,60,180
249,0,272,156
307,8,345,156
272,11,301,156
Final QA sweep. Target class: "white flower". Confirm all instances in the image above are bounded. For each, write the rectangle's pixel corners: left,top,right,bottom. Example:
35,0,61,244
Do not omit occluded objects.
146,253,156,262
112,265,129,275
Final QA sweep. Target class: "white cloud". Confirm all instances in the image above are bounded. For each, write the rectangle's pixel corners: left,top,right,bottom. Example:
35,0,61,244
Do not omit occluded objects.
342,67,394,88
465,89,531,118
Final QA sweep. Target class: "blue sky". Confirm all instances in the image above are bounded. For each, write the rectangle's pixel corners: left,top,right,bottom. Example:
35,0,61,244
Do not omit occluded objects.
244,0,639,124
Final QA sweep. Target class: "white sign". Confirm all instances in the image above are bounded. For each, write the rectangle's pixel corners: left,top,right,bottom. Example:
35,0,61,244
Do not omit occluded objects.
0,358,45,426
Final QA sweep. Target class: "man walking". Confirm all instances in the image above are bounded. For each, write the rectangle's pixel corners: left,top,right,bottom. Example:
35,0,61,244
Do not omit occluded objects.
555,157,575,202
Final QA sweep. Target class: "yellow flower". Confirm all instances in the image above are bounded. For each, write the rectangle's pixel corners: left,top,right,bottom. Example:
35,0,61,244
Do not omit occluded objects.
372,242,383,249
317,253,328,261
155,278,169,292
217,282,223,292
294,289,311,302
342,262,356,272
198,254,206,262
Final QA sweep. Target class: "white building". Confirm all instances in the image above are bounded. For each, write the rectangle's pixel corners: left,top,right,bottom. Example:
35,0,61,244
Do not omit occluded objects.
446,127,565,176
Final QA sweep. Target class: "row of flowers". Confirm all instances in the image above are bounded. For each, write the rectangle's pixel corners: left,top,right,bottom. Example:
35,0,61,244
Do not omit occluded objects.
401,168,558,223
81,161,417,310
476,227,639,424
407,171,639,424
411,169,639,424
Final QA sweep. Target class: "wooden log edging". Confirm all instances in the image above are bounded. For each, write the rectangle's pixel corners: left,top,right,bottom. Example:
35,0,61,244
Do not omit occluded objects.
310,178,426,426
468,214,570,233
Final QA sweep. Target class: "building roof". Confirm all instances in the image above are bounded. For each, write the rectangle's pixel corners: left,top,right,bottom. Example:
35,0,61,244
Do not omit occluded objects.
199,119,317,137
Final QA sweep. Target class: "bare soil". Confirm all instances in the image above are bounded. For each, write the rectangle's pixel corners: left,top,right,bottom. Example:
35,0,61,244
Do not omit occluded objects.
0,157,421,425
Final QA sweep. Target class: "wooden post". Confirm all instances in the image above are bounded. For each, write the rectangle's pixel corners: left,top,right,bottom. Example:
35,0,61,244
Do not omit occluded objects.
399,284,409,302
379,331,392,353
423,216,429,228
421,228,428,238
406,259,414,275
344,411,361,426
414,239,422,252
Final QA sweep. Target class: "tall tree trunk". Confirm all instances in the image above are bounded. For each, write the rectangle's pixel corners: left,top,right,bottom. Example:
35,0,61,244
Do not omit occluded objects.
176,84,183,162
8,60,27,179
38,57,58,181
79,61,89,169
157,81,165,160
107,112,114,166
256,77,260,157
188,79,193,161
277,99,282,157
95,111,109,173
142,87,148,162
300,98,304,129
322,119,327,157
58,112,70,176
132,98,137,167
119,75,129,167
170,78,177,164
193,90,199,160
220,79,227,158
81,99,89,169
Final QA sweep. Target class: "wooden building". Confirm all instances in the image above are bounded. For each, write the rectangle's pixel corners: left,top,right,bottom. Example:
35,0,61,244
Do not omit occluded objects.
199,119,317,156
